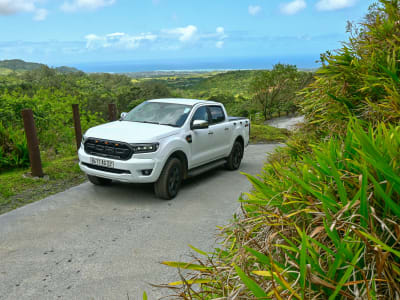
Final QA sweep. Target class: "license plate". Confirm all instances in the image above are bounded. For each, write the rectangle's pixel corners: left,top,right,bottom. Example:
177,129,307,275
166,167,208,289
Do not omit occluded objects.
90,157,114,168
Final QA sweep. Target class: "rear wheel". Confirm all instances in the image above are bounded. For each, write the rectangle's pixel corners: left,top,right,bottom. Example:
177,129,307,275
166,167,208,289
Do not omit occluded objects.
226,141,243,170
154,158,183,200
87,175,112,186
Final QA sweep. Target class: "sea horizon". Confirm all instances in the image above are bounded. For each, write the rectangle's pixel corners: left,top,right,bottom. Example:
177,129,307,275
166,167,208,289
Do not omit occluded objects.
68,55,321,73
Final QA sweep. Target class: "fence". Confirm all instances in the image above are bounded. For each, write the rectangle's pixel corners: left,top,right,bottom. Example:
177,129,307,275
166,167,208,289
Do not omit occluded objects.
21,103,118,177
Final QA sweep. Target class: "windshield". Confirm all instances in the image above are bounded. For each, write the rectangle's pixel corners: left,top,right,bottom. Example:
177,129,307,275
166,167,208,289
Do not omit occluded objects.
124,101,192,127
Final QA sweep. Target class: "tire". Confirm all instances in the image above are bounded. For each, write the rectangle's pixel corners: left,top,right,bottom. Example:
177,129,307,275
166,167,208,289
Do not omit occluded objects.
87,175,112,186
226,141,243,170
154,158,183,200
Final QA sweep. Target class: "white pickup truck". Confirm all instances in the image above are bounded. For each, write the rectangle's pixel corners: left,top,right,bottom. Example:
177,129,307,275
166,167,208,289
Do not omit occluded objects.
78,98,250,199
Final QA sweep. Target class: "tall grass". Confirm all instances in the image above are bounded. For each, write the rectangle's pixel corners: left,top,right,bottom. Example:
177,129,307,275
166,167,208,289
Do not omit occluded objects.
159,1,400,298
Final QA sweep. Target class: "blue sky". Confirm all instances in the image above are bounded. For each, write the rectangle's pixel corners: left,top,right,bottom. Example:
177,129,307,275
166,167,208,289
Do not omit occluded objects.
0,0,375,68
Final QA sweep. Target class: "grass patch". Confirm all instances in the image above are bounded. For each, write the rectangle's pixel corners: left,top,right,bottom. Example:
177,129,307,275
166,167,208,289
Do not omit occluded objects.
249,124,290,143
0,155,86,215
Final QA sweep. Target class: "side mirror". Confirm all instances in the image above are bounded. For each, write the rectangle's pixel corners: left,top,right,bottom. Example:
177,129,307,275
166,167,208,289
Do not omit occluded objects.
120,112,128,120
192,120,209,130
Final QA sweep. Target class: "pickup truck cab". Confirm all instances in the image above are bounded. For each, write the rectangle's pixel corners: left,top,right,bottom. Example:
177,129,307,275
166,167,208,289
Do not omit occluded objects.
78,98,250,199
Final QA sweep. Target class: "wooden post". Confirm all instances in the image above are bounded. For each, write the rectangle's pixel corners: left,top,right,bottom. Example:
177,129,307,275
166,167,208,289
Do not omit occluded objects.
21,109,44,177
72,104,82,150
108,103,117,121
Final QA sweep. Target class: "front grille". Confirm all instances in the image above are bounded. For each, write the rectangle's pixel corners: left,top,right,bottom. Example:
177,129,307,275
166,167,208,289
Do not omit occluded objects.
82,163,131,174
84,138,133,160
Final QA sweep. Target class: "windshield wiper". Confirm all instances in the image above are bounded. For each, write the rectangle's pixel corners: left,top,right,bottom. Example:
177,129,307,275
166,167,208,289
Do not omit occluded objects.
159,123,179,127
137,121,160,125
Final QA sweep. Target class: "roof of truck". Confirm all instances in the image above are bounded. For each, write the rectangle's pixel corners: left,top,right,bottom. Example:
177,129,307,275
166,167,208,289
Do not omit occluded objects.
148,98,219,106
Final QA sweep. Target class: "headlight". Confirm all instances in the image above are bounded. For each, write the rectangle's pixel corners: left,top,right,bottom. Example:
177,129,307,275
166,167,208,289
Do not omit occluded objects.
130,143,159,153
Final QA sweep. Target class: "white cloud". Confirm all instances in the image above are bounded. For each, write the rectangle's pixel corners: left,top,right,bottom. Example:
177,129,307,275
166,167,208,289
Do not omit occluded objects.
0,0,34,15
0,0,47,20
162,25,198,42
33,8,47,21
280,0,306,15
61,0,116,12
248,5,261,16
84,26,227,51
216,41,224,48
316,0,356,11
85,32,157,50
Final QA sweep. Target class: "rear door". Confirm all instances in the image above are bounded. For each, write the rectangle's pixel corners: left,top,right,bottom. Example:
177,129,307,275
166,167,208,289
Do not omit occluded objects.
208,105,232,158
190,106,215,167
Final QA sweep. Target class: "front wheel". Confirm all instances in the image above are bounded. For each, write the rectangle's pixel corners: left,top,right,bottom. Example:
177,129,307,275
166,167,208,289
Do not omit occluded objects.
87,175,112,186
154,158,183,200
226,141,243,170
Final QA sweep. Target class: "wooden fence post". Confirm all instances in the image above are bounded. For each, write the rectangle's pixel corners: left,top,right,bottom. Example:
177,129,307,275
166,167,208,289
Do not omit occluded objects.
108,103,117,121
72,104,82,150
21,109,44,177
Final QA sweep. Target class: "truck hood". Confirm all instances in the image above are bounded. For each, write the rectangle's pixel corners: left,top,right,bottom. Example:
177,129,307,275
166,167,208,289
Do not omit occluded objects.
85,121,180,143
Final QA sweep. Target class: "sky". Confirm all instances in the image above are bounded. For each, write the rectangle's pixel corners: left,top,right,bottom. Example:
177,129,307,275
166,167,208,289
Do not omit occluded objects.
0,0,376,69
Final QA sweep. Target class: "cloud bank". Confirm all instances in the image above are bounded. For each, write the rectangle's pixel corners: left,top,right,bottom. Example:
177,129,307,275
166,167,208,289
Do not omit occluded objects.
248,5,261,16
0,0,48,20
61,0,116,12
280,0,307,15
316,0,357,11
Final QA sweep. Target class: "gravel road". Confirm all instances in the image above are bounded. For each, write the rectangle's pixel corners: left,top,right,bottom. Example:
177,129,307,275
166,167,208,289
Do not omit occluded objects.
0,144,280,300
267,115,305,130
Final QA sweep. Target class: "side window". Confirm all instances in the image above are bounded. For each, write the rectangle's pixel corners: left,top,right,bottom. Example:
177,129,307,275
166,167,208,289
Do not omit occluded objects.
192,106,209,123
209,106,225,124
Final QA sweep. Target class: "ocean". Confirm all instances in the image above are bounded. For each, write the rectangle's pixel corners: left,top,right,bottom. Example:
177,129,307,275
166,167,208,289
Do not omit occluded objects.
71,55,320,73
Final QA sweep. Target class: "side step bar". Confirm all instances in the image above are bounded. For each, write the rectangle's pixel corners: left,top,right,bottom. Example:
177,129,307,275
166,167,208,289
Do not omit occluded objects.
187,159,226,178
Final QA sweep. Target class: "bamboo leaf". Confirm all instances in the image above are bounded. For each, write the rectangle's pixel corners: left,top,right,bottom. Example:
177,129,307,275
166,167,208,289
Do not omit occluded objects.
188,244,208,256
161,261,212,271
233,264,268,298
168,279,213,286
329,246,364,300
300,231,307,298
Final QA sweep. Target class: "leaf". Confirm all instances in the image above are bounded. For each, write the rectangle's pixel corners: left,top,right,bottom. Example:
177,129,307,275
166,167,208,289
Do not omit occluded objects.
359,232,400,258
359,165,369,228
168,279,213,286
188,244,208,256
370,175,400,218
329,246,364,300
300,231,307,298
252,270,274,277
161,261,212,271
233,264,267,298
379,63,400,85
327,93,354,109
142,291,147,300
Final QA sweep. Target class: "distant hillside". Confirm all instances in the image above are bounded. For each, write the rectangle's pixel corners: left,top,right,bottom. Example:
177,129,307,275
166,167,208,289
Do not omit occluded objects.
0,59,81,73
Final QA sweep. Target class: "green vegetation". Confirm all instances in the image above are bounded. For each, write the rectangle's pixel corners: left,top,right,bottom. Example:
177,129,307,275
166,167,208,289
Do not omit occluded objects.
160,1,400,298
0,155,85,214
251,64,313,120
0,54,303,213
249,124,289,143
0,59,81,73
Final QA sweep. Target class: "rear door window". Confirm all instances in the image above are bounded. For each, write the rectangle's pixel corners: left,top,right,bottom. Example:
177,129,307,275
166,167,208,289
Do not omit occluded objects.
208,106,225,124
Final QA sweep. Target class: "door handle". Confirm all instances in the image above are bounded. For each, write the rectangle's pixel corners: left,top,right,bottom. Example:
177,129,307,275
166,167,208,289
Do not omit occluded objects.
224,128,229,131
208,131,214,135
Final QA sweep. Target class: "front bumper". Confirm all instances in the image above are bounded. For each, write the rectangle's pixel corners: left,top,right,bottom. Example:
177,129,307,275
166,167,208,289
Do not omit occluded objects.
78,147,163,183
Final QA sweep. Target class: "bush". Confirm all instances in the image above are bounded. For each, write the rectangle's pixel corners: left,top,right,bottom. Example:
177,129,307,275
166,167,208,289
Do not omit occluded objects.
159,1,400,298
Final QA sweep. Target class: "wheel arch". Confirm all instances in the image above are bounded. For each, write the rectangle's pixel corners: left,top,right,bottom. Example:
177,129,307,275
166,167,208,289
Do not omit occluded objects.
167,150,189,179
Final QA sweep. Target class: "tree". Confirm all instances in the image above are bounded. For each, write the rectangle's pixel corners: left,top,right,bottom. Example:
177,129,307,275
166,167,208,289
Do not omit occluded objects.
250,64,298,120
250,64,314,120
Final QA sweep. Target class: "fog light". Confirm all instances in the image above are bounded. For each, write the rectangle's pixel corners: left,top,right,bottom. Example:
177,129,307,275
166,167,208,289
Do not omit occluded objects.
141,169,153,176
